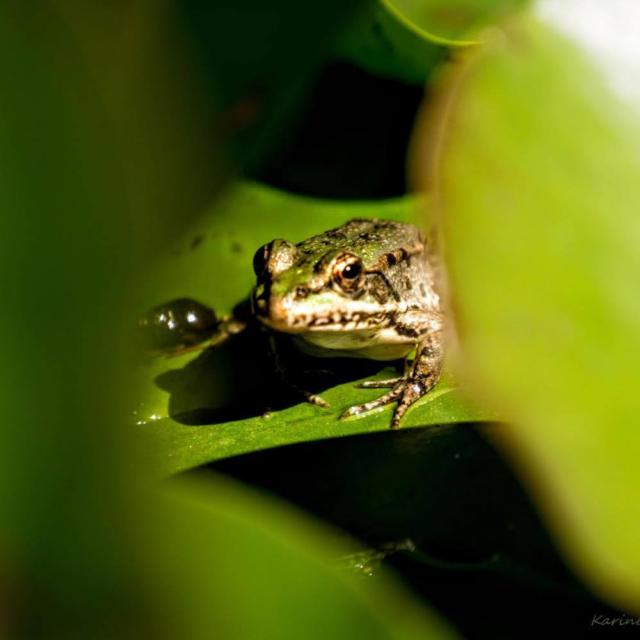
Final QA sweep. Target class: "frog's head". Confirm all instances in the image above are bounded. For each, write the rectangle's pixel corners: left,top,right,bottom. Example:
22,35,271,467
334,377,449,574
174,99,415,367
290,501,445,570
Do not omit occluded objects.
251,224,401,334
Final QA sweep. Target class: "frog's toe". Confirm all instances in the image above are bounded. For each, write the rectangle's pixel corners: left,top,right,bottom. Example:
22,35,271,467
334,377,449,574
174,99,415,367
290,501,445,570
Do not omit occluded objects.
356,377,402,389
390,381,429,428
340,387,403,420
306,393,330,409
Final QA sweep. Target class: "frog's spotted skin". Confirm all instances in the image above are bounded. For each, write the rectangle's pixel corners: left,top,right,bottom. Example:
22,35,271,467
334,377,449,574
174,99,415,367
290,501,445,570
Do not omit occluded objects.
252,218,444,428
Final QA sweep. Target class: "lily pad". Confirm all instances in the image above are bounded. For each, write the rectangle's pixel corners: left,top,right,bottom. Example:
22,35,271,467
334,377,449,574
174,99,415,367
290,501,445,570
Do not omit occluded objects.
135,182,493,475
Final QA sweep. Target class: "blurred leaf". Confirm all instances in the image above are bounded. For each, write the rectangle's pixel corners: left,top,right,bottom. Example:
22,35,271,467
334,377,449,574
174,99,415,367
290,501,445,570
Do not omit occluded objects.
411,17,640,610
206,425,621,637
176,0,368,170
52,0,227,253
0,2,456,638
381,0,530,44
148,475,456,640
135,183,493,475
335,2,447,85
335,0,530,84
0,4,165,636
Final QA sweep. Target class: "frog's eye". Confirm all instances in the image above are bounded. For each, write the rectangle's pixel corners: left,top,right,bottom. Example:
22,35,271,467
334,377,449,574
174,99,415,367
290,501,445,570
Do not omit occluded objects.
332,253,364,293
253,243,271,277
254,239,299,278
342,262,362,280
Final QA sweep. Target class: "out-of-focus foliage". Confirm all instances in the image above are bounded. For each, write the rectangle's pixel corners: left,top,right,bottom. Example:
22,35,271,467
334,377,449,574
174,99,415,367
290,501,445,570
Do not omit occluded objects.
136,183,492,475
176,0,367,170
336,0,530,84
1,2,456,638
51,0,226,252
205,422,615,638
0,5,151,636
381,0,531,44
411,16,640,610
147,456,461,638
5,0,640,635
146,476,456,640
335,2,447,84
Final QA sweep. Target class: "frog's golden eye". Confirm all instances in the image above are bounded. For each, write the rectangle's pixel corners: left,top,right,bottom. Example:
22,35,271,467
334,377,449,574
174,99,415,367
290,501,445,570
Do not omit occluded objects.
332,253,364,293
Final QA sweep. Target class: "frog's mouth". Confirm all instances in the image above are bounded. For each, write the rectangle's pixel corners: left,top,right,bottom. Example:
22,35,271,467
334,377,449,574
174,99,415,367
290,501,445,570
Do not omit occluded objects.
256,307,391,334
252,285,395,333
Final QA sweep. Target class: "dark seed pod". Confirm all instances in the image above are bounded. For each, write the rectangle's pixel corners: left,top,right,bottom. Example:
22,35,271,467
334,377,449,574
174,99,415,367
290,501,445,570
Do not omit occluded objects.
138,298,217,352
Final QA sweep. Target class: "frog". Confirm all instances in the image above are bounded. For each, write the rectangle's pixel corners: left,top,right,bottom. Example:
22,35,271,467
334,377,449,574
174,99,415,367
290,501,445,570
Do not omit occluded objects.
251,218,444,428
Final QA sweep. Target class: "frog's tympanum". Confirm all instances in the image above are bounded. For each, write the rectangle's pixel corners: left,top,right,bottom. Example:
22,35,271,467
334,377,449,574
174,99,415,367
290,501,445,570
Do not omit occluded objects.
251,218,443,428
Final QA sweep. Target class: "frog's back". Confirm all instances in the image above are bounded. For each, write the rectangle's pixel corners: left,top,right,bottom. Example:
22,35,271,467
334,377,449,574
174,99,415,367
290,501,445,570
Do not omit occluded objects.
296,218,423,265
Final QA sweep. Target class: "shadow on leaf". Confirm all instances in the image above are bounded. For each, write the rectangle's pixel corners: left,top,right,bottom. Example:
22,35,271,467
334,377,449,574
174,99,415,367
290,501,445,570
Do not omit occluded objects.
155,323,396,426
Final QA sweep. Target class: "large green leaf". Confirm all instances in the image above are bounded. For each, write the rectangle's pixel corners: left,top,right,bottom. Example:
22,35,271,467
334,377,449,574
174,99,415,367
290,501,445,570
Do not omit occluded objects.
135,183,493,475
412,17,640,610
204,424,619,637
0,4,453,637
147,475,456,640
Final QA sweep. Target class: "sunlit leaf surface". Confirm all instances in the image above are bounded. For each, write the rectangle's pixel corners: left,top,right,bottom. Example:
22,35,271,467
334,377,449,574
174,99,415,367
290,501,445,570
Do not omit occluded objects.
135,183,492,475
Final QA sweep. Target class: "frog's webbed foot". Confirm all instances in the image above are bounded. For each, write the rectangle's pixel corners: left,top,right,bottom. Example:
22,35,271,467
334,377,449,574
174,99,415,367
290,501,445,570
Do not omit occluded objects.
341,379,429,429
341,334,442,429
340,385,404,423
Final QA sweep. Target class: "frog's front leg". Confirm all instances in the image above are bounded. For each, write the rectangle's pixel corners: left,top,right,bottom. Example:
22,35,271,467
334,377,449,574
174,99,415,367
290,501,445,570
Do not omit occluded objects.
341,331,443,429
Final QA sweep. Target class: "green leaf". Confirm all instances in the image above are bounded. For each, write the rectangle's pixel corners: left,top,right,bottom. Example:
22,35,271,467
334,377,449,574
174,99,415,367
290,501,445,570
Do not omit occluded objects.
143,373,488,475
177,0,368,171
380,0,531,45
135,182,493,475
335,0,531,84
151,475,457,640
412,17,640,610
1,5,455,637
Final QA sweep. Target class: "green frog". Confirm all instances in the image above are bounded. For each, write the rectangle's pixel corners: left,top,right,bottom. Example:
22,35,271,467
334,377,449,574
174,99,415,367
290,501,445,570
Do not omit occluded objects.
141,218,444,428
251,218,444,428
